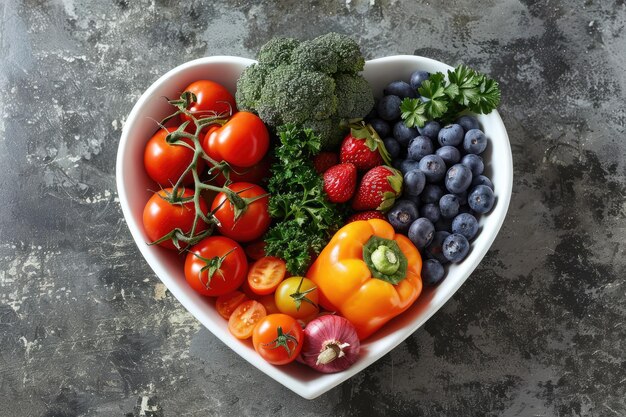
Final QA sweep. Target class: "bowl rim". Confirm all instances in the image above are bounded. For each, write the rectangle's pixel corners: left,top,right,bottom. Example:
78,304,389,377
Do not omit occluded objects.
116,54,513,399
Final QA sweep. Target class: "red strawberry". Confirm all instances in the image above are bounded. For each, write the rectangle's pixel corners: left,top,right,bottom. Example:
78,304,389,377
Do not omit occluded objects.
352,165,403,211
346,210,386,223
339,122,392,171
323,163,357,203
313,152,339,174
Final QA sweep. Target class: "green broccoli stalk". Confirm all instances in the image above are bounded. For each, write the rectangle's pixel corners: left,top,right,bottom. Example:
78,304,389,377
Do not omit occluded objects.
236,33,374,150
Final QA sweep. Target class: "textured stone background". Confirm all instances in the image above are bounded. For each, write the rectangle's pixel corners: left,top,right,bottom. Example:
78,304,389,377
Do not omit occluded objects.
1,0,625,416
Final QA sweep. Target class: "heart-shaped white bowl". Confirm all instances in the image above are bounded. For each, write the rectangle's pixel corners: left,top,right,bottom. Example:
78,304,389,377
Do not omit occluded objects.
116,55,513,399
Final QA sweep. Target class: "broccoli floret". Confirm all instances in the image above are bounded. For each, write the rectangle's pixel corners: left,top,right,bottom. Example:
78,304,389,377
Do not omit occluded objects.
291,40,338,74
235,64,269,112
260,65,337,125
335,73,375,119
301,118,347,150
313,32,365,74
236,33,371,150
257,38,300,67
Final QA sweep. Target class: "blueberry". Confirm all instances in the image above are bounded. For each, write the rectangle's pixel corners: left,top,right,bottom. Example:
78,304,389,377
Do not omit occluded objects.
439,194,460,219
392,158,404,171
436,146,461,165
461,154,484,176
452,213,479,240
408,217,435,249
437,124,464,147
455,190,468,206
409,70,430,90
399,159,421,175
468,185,495,214
403,169,426,196
393,121,418,147
419,154,446,183
442,233,470,262
464,129,488,155
456,115,480,132
417,121,441,139
421,184,444,204
420,203,440,223
471,175,494,190
425,231,450,264
387,199,419,233
377,95,402,121
445,163,473,193
408,136,434,161
422,259,445,286
369,118,391,138
384,80,417,99
383,137,401,159
435,216,453,232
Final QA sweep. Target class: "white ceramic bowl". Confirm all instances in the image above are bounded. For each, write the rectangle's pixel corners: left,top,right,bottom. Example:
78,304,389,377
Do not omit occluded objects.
116,55,513,399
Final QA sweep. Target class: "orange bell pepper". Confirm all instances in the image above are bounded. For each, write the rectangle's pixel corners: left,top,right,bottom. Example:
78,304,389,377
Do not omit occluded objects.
306,219,422,340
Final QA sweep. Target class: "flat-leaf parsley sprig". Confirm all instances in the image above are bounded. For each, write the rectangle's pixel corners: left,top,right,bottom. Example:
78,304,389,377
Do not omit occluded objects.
400,65,501,128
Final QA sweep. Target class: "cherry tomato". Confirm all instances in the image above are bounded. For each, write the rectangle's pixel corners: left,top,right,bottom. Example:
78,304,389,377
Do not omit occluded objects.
142,188,209,251
257,294,280,315
144,127,204,186
215,291,249,320
211,182,271,243
203,112,270,168
240,277,261,300
244,240,267,261
275,277,319,319
228,300,266,339
180,80,236,123
184,236,248,297
211,156,272,187
247,257,286,295
252,314,303,365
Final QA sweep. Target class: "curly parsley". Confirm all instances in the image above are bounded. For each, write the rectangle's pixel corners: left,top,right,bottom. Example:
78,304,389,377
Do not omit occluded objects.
400,64,501,128
264,124,345,275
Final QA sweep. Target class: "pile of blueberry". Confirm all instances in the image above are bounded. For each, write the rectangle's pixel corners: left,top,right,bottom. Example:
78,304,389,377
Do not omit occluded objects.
368,71,496,286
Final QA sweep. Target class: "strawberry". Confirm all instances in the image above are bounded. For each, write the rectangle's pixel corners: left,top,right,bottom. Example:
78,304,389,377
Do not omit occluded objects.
313,152,339,174
352,165,403,211
346,210,386,223
339,122,392,172
323,163,357,203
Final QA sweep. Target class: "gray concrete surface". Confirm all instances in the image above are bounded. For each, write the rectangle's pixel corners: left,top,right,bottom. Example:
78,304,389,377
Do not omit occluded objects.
1,0,625,416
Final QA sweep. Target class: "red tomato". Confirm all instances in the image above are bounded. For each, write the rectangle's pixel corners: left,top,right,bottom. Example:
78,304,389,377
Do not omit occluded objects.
228,300,267,339
252,314,303,365
142,188,209,250
215,291,249,320
211,182,271,243
257,294,280,315
144,127,204,186
180,80,236,123
244,240,267,261
184,236,247,297
247,257,286,295
211,156,272,187
203,112,269,168
240,277,261,300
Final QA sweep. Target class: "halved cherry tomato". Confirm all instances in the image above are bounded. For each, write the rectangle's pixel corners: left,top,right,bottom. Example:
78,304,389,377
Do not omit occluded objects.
211,182,271,243
275,277,319,319
180,80,236,123
144,127,205,186
184,236,248,297
257,294,280,315
244,240,267,261
142,188,209,251
252,314,303,365
228,300,266,339
240,277,260,300
247,257,286,295
215,291,249,320
203,112,269,168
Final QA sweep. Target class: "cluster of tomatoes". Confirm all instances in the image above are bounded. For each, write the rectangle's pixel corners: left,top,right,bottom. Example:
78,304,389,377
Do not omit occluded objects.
141,80,321,365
